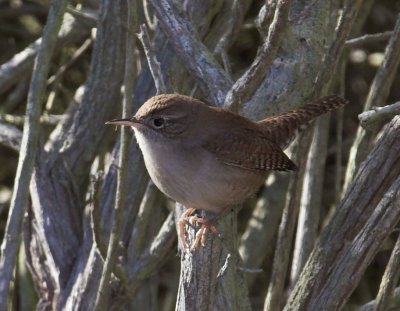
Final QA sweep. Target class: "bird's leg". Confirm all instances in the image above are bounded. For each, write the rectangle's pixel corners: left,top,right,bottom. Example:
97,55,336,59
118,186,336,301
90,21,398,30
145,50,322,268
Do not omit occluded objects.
178,207,197,250
189,216,220,251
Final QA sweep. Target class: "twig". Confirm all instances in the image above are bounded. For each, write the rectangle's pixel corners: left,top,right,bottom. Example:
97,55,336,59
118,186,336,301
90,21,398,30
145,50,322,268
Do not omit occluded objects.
354,287,400,311
93,1,137,310
284,116,400,310
312,0,363,96
358,102,400,130
0,123,22,152
0,113,66,126
239,172,288,286
290,115,330,286
126,183,164,262
65,6,98,25
149,0,232,106
224,0,292,112
373,232,400,311
1,78,30,113
0,0,69,309
127,212,176,295
137,24,168,94
344,13,400,192
264,130,312,311
345,31,393,49
0,12,91,96
47,38,93,86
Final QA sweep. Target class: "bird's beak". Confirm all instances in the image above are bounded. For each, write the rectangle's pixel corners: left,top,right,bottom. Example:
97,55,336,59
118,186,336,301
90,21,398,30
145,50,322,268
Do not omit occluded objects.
105,117,140,127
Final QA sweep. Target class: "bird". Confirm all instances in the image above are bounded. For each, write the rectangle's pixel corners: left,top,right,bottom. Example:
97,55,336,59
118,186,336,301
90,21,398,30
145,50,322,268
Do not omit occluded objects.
106,94,348,250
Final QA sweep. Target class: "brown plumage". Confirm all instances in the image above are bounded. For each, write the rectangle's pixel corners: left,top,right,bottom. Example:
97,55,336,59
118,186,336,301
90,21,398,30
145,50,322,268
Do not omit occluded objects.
107,94,349,214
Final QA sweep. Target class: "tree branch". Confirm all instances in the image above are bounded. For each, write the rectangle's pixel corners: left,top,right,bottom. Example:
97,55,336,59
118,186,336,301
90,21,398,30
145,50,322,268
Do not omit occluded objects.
224,0,292,112
344,13,400,192
285,116,400,310
0,0,68,308
149,0,232,106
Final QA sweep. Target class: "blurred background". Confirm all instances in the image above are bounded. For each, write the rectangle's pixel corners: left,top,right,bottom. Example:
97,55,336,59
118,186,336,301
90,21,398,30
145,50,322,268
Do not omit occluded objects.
0,0,399,310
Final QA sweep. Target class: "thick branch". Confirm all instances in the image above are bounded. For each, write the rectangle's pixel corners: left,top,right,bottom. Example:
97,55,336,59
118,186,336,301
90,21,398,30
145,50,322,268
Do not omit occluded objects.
224,0,292,112
149,0,232,106
0,0,68,309
285,116,400,310
344,13,400,191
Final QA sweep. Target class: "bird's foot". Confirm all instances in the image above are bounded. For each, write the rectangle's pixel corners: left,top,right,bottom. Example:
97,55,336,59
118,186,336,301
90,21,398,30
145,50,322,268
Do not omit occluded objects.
178,208,220,252
178,207,196,250
189,216,220,251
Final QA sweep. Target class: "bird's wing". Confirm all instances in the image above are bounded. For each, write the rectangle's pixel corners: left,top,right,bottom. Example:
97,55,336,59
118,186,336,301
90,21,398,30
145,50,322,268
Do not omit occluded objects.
202,127,297,172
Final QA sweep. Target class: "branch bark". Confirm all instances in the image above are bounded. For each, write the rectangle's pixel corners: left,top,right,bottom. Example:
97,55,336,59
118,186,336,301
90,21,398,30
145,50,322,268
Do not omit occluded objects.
0,1,68,309
285,116,400,310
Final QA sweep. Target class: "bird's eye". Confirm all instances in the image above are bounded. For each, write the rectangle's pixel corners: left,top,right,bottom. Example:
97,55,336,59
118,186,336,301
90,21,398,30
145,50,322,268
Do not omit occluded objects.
152,118,165,128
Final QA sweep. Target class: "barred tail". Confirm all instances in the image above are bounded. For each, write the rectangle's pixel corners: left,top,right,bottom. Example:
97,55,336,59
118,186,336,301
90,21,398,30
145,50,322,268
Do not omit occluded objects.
258,95,349,149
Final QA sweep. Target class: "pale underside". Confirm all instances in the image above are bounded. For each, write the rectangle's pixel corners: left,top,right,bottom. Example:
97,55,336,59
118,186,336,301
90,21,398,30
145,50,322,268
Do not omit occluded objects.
134,130,267,215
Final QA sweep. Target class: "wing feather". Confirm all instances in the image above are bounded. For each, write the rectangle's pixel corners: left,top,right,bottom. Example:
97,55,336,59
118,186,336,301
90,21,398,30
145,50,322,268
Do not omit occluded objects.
202,127,297,172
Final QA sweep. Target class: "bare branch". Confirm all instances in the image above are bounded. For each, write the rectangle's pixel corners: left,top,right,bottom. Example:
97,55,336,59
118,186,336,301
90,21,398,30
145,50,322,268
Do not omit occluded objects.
94,1,137,309
344,13,400,192
0,123,22,152
355,287,400,311
285,116,400,310
138,24,169,93
264,131,312,311
149,0,232,106
0,0,69,308
358,101,400,130
290,115,330,286
0,12,91,96
373,232,400,311
224,0,292,112
345,31,393,49
313,0,363,96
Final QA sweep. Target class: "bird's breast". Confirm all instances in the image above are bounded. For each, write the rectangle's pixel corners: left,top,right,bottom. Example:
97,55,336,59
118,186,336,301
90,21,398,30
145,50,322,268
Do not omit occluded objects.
134,130,266,214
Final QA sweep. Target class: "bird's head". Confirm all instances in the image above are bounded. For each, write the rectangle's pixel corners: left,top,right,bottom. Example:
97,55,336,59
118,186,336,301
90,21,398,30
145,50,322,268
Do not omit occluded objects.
106,94,201,140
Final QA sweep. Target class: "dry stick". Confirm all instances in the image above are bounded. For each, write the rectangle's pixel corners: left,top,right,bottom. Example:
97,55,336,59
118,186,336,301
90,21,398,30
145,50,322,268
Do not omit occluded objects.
239,172,288,287
313,177,400,311
127,212,176,295
0,114,66,126
47,37,93,85
358,101,400,130
149,0,232,106
137,24,168,94
0,123,22,152
93,1,137,310
344,13,400,193
267,0,362,306
264,131,312,311
224,0,291,112
2,78,30,113
0,0,68,310
290,115,330,286
126,183,164,263
0,13,92,96
355,288,400,311
345,31,393,49
266,1,364,309
284,114,400,310
373,232,400,311
312,0,363,96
